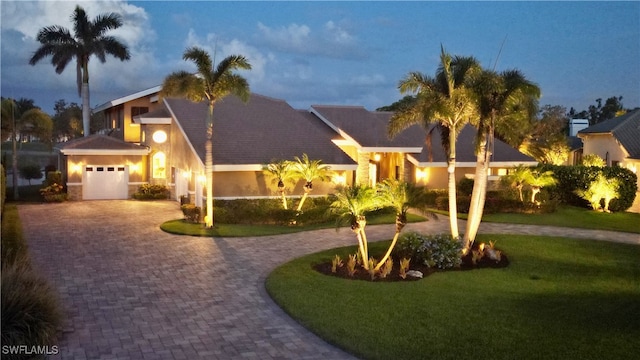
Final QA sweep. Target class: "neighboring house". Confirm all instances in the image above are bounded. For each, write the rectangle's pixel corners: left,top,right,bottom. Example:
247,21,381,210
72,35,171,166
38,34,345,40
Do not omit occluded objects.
577,108,640,186
57,86,537,202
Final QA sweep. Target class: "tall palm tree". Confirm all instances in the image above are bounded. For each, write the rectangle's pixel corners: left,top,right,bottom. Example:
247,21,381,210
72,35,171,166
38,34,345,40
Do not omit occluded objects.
373,179,433,271
29,5,130,137
161,47,251,228
330,185,382,270
506,164,533,202
263,159,294,209
290,154,332,212
463,69,540,251
388,46,480,239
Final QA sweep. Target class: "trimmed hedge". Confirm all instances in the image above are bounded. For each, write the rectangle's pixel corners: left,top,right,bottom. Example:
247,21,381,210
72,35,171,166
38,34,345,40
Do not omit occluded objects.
539,164,637,212
132,184,170,200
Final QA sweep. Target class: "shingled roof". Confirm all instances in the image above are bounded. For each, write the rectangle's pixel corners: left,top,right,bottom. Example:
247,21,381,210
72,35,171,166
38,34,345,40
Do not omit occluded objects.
309,105,424,151
163,95,357,168
57,134,149,155
409,124,536,166
578,109,640,160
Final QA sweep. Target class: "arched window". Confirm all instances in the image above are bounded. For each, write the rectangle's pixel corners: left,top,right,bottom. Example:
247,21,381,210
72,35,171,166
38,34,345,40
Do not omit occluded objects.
152,152,166,179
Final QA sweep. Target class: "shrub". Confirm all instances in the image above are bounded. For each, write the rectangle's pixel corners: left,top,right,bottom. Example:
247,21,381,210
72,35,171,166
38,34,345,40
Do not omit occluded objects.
1,260,62,355
181,204,201,223
457,177,474,196
40,183,67,202
581,154,605,167
540,164,637,212
18,163,42,185
434,195,470,213
394,232,462,269
132,184,169,200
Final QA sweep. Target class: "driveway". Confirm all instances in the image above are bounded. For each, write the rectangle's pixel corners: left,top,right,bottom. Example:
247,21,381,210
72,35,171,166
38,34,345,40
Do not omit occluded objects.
18,201,638,360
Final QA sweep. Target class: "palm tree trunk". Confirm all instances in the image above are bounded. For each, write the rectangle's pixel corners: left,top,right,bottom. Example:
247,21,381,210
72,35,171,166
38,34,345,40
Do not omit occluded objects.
531,187,540,203
280,190,288,209
355,229,369,270
447,130,459,239
464,129,491,252
81,83,90,137
375,232,400,272
296,184,311,212
204,101,215,228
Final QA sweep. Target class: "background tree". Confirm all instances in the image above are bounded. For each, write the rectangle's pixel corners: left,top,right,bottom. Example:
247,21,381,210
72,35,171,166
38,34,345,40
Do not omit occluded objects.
18,163,42,185
568,96,626,125
29,5,130,137
161,47,251,228
388,46,480,239
520,105,570,165
18,109,53,148
463,68,540,251
52,99,83,141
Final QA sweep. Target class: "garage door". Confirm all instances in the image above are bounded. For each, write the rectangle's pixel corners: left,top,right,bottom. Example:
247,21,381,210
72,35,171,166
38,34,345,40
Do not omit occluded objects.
83,165,128,200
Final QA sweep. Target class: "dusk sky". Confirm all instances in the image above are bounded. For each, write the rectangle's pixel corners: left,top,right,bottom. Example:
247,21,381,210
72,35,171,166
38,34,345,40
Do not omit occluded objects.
1,1,639,115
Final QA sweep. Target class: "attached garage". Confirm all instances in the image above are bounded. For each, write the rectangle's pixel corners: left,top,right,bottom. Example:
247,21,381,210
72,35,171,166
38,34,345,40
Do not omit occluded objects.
57,135,150,201
83,165,129,200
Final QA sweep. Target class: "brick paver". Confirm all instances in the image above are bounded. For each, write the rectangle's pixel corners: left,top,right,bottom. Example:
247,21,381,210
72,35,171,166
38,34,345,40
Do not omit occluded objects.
18,201,638,359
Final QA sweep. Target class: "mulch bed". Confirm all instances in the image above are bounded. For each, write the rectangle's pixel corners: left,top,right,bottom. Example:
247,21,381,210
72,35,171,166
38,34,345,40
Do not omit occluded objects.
313,248,510,282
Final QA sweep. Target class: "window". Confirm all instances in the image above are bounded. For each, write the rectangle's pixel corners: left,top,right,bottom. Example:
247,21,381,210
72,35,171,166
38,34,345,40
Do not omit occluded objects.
152,152,166,179
131,107,149,123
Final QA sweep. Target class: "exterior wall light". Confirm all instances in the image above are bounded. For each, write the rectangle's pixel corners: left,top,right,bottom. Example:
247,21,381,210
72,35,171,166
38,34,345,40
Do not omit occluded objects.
152,130,167,144
373,153,381,162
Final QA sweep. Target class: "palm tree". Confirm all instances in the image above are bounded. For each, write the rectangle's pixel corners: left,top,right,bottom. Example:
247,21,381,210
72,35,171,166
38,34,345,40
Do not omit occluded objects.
263,159,294,209
161,47,251,228
506,165,533,202
1,99,19,199
290,154,332,212
525,169,557,204
330,185,382,270
388,46,480,239
463,69,540,251
374,179,433,271
29,5,130,137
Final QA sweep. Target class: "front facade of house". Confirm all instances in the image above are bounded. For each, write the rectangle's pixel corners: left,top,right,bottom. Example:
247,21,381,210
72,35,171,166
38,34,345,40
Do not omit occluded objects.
57,86,538,203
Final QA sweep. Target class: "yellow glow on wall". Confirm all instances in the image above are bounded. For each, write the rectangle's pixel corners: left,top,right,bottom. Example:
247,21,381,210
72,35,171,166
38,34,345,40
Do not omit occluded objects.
415,168,429,182
197,174,206,183
497,168,507,176
332,173,347,186
70,163,82,174
182,170,191,179
152,152,166,178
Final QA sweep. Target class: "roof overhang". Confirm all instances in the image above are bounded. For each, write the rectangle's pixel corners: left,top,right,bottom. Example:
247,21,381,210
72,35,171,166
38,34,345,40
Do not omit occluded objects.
60,149,150,156
360,146,423,153
407,154,537,168
93,85,161,113
132,116,172,124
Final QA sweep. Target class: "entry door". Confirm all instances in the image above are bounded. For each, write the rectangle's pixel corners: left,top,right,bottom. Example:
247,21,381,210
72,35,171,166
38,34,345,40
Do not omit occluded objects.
83,165,128,200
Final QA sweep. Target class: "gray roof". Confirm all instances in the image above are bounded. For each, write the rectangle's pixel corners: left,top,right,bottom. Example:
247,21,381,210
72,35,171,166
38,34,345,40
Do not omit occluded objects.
413,124,536,164
57,134,148,152
164,95,357,166
310,105,425,149
578,109,640,159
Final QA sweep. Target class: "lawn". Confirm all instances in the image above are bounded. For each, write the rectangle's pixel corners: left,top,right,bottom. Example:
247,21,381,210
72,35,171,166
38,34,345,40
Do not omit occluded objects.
481,205,640,233
161,212,426,237
265,234,640,360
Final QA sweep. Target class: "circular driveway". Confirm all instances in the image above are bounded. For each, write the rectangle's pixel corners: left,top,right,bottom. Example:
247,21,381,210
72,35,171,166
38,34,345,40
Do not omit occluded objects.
18,200,638,359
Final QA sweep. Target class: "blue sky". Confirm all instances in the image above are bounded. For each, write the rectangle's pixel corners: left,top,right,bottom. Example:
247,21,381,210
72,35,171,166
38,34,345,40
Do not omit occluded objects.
1,1,639,115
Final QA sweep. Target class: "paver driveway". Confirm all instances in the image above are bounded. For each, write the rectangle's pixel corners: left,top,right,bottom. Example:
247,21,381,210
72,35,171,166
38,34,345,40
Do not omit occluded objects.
18,200,638,360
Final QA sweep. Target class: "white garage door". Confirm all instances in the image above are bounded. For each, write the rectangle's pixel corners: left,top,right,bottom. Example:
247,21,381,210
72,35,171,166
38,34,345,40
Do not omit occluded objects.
83,165,128,200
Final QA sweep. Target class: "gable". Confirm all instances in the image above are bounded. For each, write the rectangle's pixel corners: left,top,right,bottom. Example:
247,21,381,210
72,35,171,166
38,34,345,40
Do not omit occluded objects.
578,109,640,159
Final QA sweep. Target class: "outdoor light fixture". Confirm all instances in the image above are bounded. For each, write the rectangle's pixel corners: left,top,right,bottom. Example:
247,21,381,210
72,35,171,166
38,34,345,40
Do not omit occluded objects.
71,163,82,174
130,163,140,173
152,130,167,144
197,175,206,183
415,168,428,181
373,153,381,162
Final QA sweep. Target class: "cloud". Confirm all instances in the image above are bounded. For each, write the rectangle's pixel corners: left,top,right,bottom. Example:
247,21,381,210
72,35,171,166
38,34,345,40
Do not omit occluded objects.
1,0,160,110
255,21,368,60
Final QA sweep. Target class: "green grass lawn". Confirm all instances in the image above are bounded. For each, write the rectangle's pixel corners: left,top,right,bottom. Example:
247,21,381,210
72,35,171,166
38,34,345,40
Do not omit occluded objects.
161,212,426,237
481,205,640,233
266,234,640,360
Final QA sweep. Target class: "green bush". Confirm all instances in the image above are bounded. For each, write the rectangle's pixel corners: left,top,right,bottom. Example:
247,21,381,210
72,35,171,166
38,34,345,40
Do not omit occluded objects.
393,232,462,269
213,197,334,225
457,177,474,196
132,184,169,200
540,164,637,212
181,204,201,223
18,163,42,185
434,195,471,213
1,260,62,356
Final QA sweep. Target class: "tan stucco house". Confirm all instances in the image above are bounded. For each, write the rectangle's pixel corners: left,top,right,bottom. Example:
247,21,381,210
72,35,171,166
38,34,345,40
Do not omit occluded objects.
577,109,640,188
57,86,537,203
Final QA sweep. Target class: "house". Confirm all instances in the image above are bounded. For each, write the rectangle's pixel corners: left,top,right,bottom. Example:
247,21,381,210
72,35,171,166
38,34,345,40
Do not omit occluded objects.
577,109,640,187
57,86,537,203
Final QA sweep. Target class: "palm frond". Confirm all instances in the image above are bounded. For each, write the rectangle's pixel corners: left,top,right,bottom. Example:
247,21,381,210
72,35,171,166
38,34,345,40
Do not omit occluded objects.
160,71,205,102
